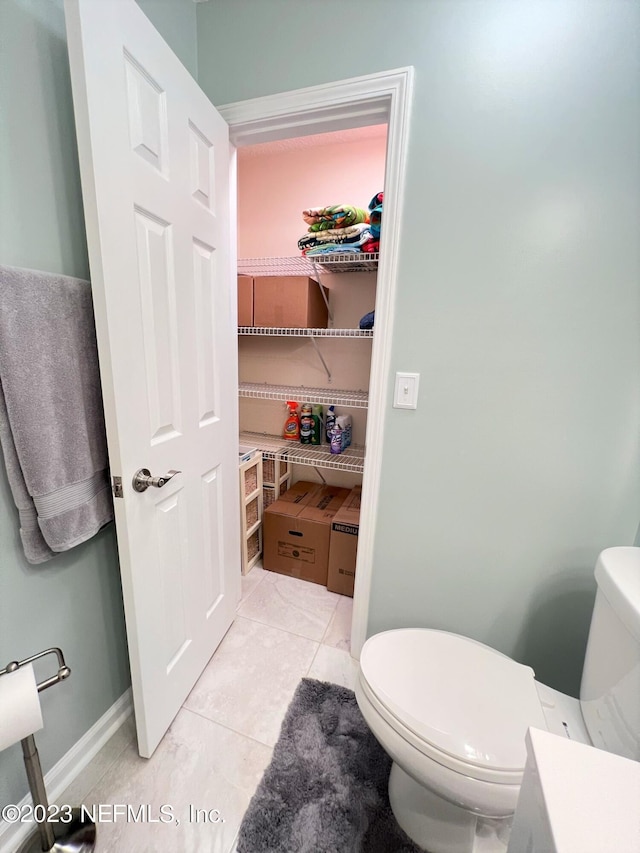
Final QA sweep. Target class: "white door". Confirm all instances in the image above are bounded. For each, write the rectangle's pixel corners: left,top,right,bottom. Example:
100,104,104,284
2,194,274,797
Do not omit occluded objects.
65,0,240,757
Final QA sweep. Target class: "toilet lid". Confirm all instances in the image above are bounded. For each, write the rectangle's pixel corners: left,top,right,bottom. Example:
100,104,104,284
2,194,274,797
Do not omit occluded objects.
360,629,546,774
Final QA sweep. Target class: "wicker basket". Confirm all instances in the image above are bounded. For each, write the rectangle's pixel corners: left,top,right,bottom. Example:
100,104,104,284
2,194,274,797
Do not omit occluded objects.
243,464,258,497
239,454,263,574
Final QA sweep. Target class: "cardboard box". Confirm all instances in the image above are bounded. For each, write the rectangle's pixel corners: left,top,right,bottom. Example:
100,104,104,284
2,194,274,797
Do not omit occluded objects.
264,483,349,585
253,276,329,328
237,275,253,326
272,479,320,506
327,485,361,597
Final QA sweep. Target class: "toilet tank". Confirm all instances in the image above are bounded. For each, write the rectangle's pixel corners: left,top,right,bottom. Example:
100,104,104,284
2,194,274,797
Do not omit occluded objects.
580,547,640,761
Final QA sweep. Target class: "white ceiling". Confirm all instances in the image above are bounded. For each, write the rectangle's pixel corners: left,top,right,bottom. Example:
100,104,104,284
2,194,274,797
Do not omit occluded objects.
238,124,388,159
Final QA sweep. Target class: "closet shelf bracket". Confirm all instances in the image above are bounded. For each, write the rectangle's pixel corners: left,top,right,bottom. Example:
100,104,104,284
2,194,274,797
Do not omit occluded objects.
310,261,334,322
309,336,332,382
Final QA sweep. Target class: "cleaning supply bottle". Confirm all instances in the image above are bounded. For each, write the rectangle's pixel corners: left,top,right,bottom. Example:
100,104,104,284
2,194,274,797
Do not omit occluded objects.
311,404,323,445
325,405,336,443
336,414,352,450
330,425,343,454
300,403,313,444
283,401,300,441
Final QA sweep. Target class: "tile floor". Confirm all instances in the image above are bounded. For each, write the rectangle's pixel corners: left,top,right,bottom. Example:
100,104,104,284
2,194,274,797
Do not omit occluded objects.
57,566,356,852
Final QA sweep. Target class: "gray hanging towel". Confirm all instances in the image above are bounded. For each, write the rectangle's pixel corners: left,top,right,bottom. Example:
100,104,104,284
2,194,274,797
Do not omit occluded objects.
0,265,113,563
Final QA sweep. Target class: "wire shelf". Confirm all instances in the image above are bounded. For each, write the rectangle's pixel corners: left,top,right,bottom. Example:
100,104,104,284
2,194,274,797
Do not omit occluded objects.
240,431,366,474
238,253,379,277
239,431,288,457
238,326,373,338
239,382,368,408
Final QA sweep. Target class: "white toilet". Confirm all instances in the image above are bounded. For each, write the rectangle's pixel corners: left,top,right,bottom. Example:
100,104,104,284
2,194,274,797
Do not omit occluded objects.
355,546,640,853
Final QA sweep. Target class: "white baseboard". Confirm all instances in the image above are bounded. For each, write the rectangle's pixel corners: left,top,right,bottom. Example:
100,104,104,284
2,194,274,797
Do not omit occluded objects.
0,688,133,853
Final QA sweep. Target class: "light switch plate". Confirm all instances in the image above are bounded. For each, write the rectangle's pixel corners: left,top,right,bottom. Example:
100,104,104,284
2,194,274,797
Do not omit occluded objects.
393,372,420,409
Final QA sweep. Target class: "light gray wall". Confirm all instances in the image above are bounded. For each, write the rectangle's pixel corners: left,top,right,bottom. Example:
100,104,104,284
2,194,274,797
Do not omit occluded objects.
136,0,197,78
0,0,197,811
197,0,640,697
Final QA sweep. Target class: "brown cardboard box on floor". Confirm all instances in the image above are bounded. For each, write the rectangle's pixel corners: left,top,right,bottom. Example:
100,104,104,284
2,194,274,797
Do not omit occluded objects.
237,275,253,326
327,485,361,597
263,483,350,585
253,276,329,328
272,479,320,505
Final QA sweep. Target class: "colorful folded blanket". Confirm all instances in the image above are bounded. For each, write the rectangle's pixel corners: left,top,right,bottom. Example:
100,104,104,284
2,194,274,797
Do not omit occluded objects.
303,205,369,231
298,225,374,253
297,222,371,251
309,222,370,242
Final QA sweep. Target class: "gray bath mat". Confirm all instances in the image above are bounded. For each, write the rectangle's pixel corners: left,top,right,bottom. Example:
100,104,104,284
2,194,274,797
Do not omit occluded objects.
237,678,426,853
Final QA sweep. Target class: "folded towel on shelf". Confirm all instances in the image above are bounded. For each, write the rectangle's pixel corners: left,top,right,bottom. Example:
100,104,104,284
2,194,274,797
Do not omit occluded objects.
361,238,380,254
0,265,113,564
309,222,370,242
297,222,373,252
303,205,369,231
304,245,364,256
301,230,376,255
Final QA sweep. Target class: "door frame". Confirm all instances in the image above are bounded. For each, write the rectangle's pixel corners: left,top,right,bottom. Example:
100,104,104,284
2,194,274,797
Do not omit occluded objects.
218,67,414,657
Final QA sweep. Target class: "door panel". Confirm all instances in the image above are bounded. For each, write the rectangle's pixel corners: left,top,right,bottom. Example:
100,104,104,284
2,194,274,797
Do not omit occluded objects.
65,0,240,757
193,239,219,424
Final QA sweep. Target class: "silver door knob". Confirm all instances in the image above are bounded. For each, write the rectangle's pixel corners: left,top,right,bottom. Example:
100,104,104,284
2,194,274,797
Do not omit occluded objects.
132,468,181,493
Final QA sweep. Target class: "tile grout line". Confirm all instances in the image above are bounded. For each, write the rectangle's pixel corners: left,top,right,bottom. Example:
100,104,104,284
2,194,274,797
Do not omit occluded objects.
238,573,342,643
249,577,341,626
227,828,240,853
238,569,269,608
305,639,324,678
181,702,279,752
318,594,342,646
233,611,332,645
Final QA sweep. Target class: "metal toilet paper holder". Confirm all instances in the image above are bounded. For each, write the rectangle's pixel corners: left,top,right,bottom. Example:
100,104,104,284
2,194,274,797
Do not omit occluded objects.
0,648,97,853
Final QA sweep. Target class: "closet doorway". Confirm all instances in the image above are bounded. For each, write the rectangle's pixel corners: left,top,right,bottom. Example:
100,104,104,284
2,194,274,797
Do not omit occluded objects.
222,69,413,657
235,126,386,637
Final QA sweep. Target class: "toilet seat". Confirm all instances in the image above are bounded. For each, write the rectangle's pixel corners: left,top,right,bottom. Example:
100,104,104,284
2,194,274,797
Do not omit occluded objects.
359,629,548,785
